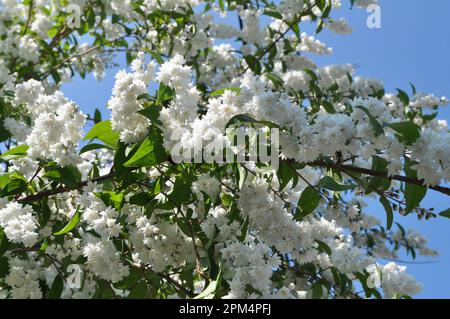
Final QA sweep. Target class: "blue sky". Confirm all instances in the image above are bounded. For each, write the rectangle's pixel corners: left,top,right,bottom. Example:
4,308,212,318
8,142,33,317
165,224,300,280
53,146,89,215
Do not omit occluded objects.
62,0,450,298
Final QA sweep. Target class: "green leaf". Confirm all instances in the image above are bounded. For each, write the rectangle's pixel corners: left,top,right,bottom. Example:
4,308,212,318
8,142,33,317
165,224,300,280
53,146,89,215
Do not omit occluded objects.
396,89,410,106
210,87,240,97
156,83,174,105
0,231,10,257
79,143,113,155
315,240,332,255
405,183,426,214
389,122,421,145
146,50,165,64
312,282,323,299
244,55,262,75
94,108,102,124
95,192,124,211
321,101,336,114
138,105,162,125
0,145,29,160
379,196,394,230
263,10,282,19
318,176,356,191
277,162,294,191
1,179,28,196
298,186,320,217
48,276,64,299
195,268,222,299
83,120,119,148
54,209,81,236
225,114,279,129
123,128,167,168
366,156,391,193
127,282,153,299
355,105,384,137
404,158,427,214
168,174,194,205
0,256,9,278
439,208,450,219
44,166,81,188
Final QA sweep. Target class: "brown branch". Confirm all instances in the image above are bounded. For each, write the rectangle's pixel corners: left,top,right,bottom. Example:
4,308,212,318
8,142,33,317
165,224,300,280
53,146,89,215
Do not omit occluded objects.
17,170,119,203
307,161,450,196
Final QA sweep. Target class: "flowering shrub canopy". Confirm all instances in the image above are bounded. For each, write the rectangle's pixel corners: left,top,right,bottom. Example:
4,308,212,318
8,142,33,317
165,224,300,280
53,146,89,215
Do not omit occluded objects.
0,0,449,299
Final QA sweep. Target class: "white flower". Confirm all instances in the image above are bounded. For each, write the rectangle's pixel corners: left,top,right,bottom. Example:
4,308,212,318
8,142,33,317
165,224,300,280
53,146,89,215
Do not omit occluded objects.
0,202,39,247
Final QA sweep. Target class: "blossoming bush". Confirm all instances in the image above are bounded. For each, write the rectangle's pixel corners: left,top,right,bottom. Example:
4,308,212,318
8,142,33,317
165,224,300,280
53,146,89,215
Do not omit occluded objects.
0,0,449,299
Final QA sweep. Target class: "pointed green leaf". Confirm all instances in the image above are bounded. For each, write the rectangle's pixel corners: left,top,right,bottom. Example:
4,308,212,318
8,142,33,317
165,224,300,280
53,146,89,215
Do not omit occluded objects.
54,210,81,236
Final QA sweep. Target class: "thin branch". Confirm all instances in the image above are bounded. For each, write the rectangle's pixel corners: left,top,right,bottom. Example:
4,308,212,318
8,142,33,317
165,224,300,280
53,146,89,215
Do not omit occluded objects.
307,161,450,196
17,170,119,203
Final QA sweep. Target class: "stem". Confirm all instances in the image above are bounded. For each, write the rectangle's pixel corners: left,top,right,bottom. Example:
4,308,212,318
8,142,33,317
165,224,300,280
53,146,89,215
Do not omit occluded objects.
308,161,450,196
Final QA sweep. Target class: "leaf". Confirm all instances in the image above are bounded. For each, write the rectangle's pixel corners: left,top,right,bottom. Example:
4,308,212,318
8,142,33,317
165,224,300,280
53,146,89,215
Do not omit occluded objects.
48,276,64,299
321,101,336,114
312,282,323,299
138,105,162,125
315,240,332,255
355,105,384,137
0,145,29,160
277,162,294,191
54,209,81,236
210,87,240,97
366,156,391,193
1,177,28,196
410,83,417,96
83,120,119,148
396,88,410,106
130,192,155,206
168,174,194,205
156,83,174,105
404,158,427,214
388,122,421,145
95,192,124,211
44,166,81,188
194,268,222,299
298,186,320,217
225,114,257,128
79,143,113,155
225,114,279,129
318,176,356,191
123,128,167,168
244,55,262,75
146,50,164,64
263,10,282,19
439,208,450,219
0,256,9,277
379,196,394,230
0,231,10,257
94,108,102,124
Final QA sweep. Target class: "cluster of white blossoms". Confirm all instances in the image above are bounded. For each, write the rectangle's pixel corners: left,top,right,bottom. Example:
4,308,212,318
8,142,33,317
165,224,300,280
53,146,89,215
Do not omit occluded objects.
0,0,448,300
367,262,423,299
220,240,281,298
0,202,38,247
4,256,43,299
82,236,130,283
0,59,16,94
108,52,156,144
5,79,86,166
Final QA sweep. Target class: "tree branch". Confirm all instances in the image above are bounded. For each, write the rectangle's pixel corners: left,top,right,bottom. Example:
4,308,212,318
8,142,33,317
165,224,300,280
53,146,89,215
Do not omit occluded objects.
308,161,450,196
17,171,118,203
